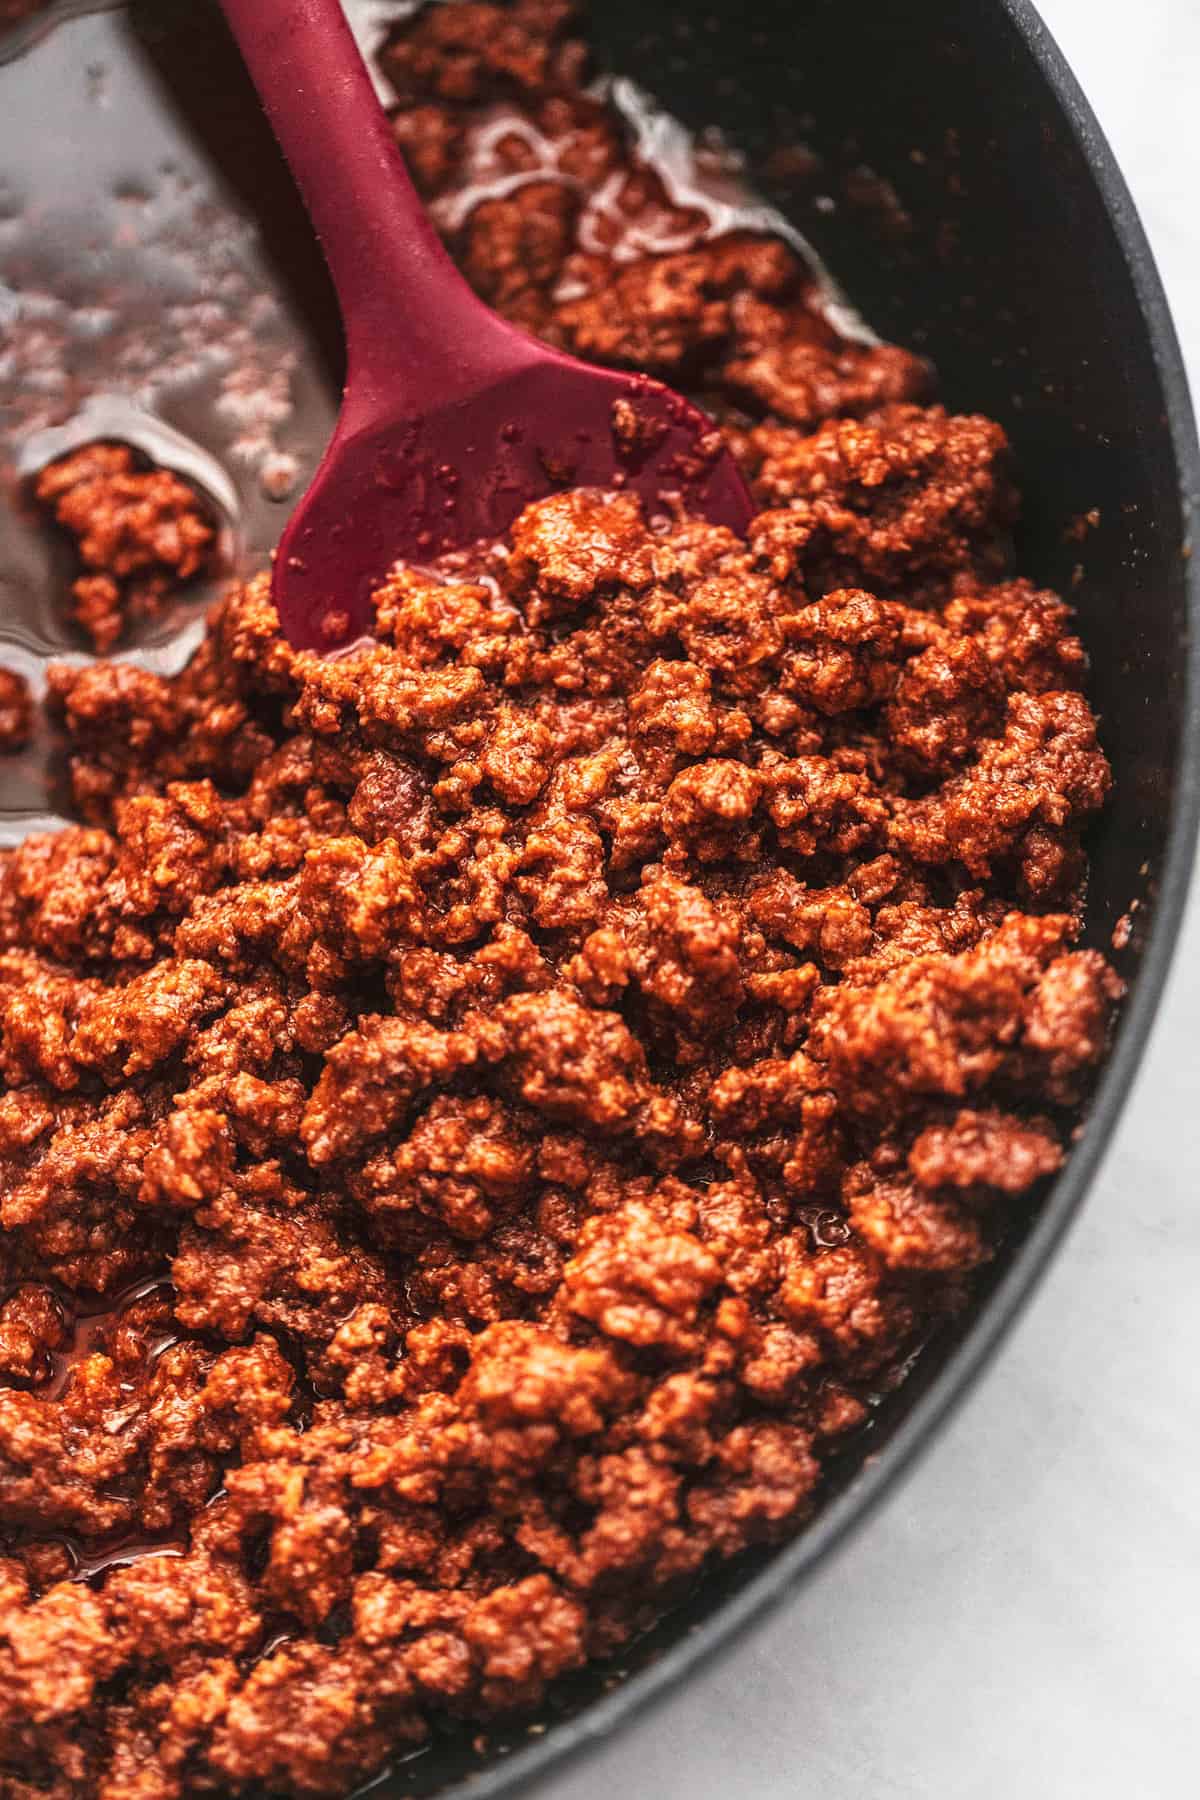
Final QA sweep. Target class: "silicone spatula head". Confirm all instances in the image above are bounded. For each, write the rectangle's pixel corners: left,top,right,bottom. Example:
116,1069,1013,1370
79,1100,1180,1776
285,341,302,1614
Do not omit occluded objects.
218,0,754,651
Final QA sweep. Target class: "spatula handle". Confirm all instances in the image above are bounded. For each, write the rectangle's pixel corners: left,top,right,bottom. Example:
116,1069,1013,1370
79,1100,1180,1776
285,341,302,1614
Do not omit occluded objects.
217,0,522,412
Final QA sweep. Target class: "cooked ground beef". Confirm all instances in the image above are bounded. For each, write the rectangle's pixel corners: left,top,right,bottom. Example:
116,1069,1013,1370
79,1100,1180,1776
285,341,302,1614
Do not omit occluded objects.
0,670,31,753
0,3,1120,1795
34,443,215,653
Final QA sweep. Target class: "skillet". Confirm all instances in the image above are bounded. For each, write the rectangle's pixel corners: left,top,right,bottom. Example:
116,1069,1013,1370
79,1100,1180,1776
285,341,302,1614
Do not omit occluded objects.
0,1,1196,1792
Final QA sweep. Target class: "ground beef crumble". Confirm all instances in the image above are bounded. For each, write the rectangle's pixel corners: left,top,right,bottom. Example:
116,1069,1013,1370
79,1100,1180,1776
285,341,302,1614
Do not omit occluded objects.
0,670,31,754
0,3,1122,1795
34,443,216,654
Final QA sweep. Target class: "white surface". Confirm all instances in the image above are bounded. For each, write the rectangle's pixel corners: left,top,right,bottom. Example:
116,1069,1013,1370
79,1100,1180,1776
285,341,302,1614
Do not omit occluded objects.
541,4,1200,1795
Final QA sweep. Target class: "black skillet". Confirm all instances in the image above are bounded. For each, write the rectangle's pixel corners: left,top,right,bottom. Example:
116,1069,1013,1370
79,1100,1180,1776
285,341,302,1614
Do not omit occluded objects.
0,1,1196,1794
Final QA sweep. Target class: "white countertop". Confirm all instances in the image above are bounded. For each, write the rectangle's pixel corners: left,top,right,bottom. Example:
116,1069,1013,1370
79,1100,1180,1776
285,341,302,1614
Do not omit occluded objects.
545,4,1200,1794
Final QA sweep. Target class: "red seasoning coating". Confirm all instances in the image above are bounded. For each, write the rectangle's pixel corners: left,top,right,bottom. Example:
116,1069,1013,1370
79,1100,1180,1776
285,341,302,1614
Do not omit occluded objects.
0,669,32,753
0,4,1121,1796
34,442,215,653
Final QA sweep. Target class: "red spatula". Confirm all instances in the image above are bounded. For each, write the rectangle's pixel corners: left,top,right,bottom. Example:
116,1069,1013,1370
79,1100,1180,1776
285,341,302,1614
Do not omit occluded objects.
217,0,754,651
